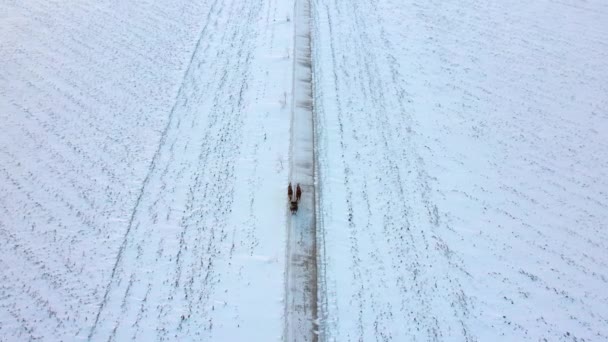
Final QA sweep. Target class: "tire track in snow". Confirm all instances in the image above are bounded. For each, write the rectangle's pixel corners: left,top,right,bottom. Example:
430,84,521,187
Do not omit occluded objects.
285,0,318,340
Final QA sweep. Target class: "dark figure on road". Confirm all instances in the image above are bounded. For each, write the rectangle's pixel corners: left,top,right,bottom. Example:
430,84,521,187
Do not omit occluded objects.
296,184,302,201
288,182,293,201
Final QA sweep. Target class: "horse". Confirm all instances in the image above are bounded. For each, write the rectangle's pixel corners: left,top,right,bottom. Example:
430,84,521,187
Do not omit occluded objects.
296,184,302,201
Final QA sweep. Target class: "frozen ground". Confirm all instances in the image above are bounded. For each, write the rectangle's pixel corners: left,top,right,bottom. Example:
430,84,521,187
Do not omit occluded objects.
313,0,608,341
1,0,294,340
1,0,608,341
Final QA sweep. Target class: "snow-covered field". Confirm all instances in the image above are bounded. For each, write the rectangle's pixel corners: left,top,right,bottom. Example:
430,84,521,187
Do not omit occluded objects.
313,0,608,340
1,0,294,340
1,0,607,340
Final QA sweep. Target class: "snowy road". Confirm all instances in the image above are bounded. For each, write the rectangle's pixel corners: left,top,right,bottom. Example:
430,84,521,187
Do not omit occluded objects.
284,0,317,341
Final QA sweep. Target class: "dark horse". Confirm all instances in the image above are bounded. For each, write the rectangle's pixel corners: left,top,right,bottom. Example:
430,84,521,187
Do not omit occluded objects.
288,182,303,214
296,184,302,201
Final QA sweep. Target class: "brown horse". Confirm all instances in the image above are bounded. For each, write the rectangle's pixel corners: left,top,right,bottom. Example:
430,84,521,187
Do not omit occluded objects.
296,184,302,201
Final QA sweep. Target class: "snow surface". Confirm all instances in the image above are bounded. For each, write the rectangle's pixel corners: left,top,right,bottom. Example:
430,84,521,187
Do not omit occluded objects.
1,0,295,340
285,0,317,340
1,0,608,341
312,0,608,341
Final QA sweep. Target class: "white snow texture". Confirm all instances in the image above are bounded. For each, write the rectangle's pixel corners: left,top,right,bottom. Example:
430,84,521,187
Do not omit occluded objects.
1,0,607,341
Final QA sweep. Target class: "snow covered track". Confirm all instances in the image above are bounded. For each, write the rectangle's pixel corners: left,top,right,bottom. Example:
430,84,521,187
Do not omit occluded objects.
285,0,318,340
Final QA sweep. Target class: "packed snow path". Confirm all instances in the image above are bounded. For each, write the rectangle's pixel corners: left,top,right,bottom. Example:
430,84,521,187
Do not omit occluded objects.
1,0,295,340
284,0,318,341
312,0,608,340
